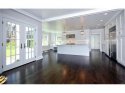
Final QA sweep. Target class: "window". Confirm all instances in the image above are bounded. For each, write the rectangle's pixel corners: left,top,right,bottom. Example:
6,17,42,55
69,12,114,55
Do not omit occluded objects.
55,34,63,45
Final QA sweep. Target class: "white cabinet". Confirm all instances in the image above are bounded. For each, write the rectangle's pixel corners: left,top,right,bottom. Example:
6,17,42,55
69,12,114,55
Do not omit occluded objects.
104,10,125,67
116,38,122,62
116,11,125,66
120,12,125,36
104,26,109,55
121,37,125,66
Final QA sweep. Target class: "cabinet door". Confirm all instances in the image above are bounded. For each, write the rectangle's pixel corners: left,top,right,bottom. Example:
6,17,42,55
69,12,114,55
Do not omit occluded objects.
119,12,125,36
121,37,125,66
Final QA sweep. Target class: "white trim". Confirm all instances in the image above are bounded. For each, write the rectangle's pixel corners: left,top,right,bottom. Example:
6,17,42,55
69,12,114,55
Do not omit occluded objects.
1,13,38,27
36,55,43,60
0,15,3,74
13,9,42,22
105,10,123,26
42,9,120,22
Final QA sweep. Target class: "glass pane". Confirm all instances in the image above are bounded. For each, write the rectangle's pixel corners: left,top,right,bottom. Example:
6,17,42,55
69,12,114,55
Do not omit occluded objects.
29,47,31,52
27,40,30,47
16,47,19,55
16,39,20,47
7,30,11,39
11,56,15,63
32,48,34,52
7,22,11,39
12,23,16,31
16,25,19,32
32,52,34,58
26,53,28,59
31,40,34,48
26,27,28,32
6,57,11,65
6,39,11,57
26,47,28,52
16,32,20,39
16,55,20,61
29,28,31,31
10,39,16,56
10,30,16,39
29,52,31,58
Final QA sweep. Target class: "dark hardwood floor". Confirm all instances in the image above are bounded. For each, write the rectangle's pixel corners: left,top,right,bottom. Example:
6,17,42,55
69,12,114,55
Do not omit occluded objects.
2,50,125,84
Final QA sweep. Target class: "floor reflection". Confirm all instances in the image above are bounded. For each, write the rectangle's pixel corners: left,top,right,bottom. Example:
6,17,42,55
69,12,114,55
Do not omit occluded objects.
2,50,125,84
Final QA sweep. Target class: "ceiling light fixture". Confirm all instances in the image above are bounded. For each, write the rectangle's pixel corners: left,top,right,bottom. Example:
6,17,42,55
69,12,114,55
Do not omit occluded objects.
104,13,108,15
100,20,103,21
80,16,84,35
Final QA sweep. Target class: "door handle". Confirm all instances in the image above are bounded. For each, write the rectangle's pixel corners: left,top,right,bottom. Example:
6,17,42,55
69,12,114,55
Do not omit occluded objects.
24,43,26,48
20,43,22,49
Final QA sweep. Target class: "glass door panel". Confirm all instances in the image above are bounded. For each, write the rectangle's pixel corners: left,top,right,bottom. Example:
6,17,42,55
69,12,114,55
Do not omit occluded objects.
2,18,22,72
5,22,20,65
25,27,35,60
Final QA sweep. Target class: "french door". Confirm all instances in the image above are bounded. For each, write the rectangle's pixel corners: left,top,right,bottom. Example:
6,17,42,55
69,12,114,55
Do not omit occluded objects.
24,26,36,63
2,18,36,71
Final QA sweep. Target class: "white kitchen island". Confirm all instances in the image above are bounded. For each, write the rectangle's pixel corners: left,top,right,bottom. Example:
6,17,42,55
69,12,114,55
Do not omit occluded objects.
57,44,90,56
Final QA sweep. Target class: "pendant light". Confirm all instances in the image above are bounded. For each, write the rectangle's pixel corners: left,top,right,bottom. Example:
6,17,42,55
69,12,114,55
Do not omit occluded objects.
80,16,84,35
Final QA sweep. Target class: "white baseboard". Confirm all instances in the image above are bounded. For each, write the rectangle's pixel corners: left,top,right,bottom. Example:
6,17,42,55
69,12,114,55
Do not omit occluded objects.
36,55,43,60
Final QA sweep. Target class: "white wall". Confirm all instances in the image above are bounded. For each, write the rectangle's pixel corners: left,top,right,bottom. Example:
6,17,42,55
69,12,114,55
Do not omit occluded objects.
0,9,43,73
104,10,125,66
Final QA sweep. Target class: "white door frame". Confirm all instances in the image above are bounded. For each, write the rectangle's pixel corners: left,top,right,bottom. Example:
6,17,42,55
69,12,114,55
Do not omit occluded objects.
2,17,37,71
2,18,23,71
0,15,2,74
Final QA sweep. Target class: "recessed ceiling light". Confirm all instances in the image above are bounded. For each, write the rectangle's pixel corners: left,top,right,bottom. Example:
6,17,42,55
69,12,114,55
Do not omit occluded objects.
100,20,103,22
104,13,108,15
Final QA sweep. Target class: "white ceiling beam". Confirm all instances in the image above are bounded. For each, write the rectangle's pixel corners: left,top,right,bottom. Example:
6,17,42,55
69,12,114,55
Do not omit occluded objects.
42,9,120,22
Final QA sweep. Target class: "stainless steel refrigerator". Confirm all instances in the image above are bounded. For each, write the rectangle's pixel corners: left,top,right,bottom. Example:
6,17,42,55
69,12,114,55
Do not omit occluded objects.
109,26,117,61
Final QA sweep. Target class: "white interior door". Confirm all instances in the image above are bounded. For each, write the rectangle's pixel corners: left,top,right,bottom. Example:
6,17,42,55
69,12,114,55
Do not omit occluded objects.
90,34,100,50
2,18,23,71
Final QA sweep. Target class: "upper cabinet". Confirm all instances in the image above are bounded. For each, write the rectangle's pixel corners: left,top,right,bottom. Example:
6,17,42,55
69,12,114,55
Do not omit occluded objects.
116,10,125,37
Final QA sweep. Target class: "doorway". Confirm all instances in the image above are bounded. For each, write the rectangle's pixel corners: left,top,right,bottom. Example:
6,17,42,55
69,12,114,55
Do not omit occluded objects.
90,34,100,50
2,18,36,71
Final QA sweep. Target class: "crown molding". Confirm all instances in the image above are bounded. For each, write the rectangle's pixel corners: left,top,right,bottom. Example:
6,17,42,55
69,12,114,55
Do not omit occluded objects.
13,9,42,22
42,9,120,22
